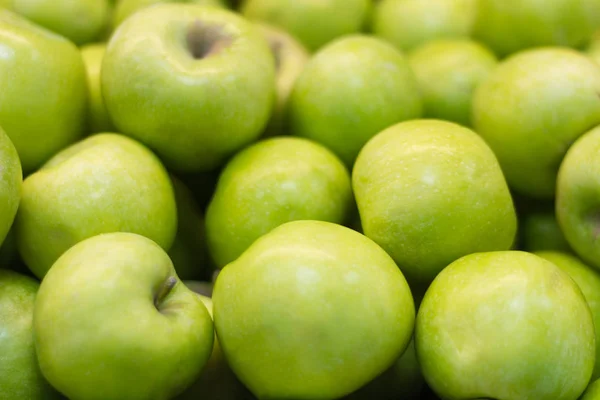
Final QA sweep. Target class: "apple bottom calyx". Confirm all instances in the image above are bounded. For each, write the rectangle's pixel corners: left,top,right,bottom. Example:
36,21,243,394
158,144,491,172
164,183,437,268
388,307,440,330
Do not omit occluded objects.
186,20,232,60
154,276,178,312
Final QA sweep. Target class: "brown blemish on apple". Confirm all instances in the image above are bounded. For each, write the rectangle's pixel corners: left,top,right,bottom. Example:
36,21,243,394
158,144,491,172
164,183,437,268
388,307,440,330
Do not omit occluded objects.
186,20,232,60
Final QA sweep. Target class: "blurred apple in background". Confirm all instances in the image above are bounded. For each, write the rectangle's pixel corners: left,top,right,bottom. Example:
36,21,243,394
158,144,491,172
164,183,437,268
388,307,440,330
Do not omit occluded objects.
408,38,497,126
372,0,475,52
80,44,115,134
522,211,571,253
16,133,177,278
416,251,595,400
0,10,86,173
587,30,600,65
213,220,415,400
102,4,275,172
473,48,600,198
289,35,422,165
582,378,600,400
353,120,516,285
206,137,353,269
241,0,371,52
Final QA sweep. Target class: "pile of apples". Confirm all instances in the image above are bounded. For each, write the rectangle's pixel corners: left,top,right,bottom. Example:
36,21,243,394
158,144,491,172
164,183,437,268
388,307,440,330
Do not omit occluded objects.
4,0,600,399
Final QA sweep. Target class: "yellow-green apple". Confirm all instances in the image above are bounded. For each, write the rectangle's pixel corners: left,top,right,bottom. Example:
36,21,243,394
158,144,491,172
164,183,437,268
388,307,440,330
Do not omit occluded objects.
557,125,600,270
408,38,497,126
582,379,600,400
241,0,371,52
0,126,21,247
16,133,177,278
34,233,214,400
416,251,595,400
289,35,422,165
353,119,516,285
372,0,475,52
80,44,115,134
212,220,415,400
522,211,571,253
473,48,600,198
0,10,86,172
0,270,61,399
102,4,275,172
587,31,600,65
206,137,353,268
113,0,228,28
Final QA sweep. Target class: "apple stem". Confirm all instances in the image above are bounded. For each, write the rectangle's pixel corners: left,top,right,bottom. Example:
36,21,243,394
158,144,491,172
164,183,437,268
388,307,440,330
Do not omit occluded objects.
154,276,178,311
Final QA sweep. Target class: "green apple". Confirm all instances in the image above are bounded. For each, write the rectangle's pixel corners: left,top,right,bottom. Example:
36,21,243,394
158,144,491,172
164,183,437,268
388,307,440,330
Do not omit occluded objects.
473,48,600,198
256,23,309,137
102,4,275,172
557,125,600,270
587,30,600,66
0,10,86,172
0,126,21,247
416,251,595,400
168,176,209,281
206,136,353,268
16,133,177,279
522,211,571,253
34,232,213,400
241,0,371,52
213,220,415,400
289,35,422,165
474,0,596,57
10,0,111,45
372,0,475,52
353,119,516,285
80,44,115,134
408,38,497,127
583,379,600,400
535,251,600,380
344,338,423,400
113,0,227,28
0,269,61,399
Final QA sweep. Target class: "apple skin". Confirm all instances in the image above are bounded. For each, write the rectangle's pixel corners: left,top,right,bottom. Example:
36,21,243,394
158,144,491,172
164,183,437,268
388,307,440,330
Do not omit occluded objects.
289,35,422,166
102,4,275,172
0,10,86,173
582,379,600,400
522,212,571,253
212,220,415,400
0,270,62,399
588,31,600,66
557,125,600,271
372,0,475,52
473,48,600,199
241,0,371,52
256,23,309,137
10,0,111,45
408,38,497,127
416,251,595,400
353,119,516,285
206,136,353,268
113,0,227,28
474,0,596,57
80,44,116,134
16,133,177,279
535,251,600,380
33,232,214,400
0,126,21,247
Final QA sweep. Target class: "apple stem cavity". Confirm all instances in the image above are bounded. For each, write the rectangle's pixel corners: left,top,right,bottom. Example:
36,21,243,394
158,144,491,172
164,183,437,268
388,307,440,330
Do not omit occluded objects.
268,38,283,71
186,20,231,60
154,276,178,312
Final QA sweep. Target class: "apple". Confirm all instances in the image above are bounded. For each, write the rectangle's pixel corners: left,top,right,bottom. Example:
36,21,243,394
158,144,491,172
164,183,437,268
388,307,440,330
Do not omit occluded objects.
522,211,571,253
206,136,353,268
102,4,275,172
80,44,115,134
168,176,210,281
473,48,600,199
289,35,422,165
582,378,600,400
474,0,596,57
535,251,600,380
0,10,86,173
407,38,497,127
16,133,177,279
0,127,21,247
256,23,309,137
371,0,475,52
241,0,371,52
557,125,600,270
0,269,61,399
113,0,228,28
416,251,595,400
587,30,600,66
212,220,415,400
353,119,516,285
10,0,111,45
33,232,213,400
